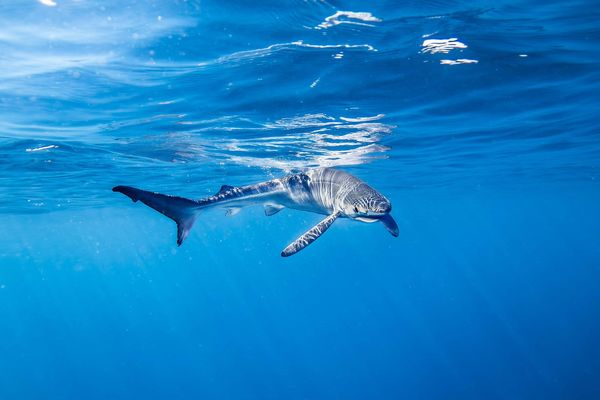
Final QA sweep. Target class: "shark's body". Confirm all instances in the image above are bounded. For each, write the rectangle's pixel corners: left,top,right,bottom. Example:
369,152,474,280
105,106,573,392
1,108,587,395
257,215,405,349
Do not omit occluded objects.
113,168,398,256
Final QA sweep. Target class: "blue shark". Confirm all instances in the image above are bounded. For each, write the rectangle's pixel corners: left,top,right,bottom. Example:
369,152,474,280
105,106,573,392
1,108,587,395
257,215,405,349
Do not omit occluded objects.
113,168,398,257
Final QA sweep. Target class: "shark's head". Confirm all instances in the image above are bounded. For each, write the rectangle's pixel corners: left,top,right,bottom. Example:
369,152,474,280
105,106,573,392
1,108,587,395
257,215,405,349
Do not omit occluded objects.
341,182,399,237
342,183,392,219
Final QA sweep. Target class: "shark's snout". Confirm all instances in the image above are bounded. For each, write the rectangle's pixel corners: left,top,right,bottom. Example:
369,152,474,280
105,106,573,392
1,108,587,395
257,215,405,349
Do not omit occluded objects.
361,201,391,218
373,201,391,215
381,202,392,213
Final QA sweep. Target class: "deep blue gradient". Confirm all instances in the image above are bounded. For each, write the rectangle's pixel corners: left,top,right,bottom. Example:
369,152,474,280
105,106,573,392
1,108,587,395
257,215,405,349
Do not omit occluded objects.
1,1,599,399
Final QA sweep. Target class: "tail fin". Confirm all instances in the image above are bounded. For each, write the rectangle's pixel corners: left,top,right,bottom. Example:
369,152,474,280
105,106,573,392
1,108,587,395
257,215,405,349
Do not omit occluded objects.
112,185,200,246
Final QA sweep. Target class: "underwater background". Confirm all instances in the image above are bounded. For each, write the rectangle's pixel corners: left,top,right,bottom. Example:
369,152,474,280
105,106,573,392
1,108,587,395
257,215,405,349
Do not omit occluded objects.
1,0,599,399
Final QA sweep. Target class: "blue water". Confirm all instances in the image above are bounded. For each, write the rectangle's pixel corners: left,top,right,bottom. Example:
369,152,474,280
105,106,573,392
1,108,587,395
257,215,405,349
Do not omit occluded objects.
1,0,599,399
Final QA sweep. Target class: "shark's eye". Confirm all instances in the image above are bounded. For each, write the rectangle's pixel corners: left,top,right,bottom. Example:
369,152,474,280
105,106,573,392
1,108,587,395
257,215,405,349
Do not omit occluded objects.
353,206,359,213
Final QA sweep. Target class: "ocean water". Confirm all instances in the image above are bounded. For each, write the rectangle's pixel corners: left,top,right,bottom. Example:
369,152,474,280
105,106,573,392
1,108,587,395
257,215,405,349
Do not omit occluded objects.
1,0,599,399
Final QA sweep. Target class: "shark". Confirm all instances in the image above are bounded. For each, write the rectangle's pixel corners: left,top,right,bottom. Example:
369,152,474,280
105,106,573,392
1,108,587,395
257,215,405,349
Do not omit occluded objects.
112,167,398,257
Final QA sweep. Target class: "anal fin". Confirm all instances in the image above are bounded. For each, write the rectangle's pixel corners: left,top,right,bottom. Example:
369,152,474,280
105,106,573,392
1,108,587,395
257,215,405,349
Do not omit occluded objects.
225,207,241,217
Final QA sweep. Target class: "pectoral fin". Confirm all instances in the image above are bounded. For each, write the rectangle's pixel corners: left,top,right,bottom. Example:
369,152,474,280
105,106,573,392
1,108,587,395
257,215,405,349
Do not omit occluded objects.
264,204,284,216
281,212,340,257
380,214,399,237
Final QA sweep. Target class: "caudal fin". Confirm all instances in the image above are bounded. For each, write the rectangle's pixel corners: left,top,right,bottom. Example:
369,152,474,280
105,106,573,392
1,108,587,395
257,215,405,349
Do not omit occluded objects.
112,185,200,246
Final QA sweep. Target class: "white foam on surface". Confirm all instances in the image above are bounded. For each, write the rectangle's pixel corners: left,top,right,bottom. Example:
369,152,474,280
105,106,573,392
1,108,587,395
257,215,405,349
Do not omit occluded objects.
316,11,381,30
38,0,57,6
26,145,58,152
340,114,385,123
421,38,467,54
440,59,478,65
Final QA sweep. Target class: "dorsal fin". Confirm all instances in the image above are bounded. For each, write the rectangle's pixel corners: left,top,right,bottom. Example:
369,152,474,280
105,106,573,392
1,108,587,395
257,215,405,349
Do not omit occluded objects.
217,185,235,195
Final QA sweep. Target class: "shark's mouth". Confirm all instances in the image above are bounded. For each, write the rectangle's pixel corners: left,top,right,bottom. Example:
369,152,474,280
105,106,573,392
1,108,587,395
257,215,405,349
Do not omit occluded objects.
365,210,388,217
